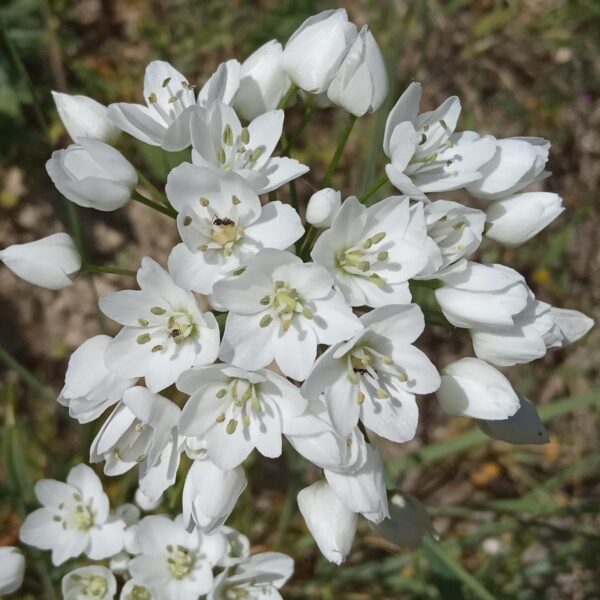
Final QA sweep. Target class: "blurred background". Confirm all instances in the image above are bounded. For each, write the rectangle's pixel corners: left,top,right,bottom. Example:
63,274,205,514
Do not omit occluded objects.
1,0,599,598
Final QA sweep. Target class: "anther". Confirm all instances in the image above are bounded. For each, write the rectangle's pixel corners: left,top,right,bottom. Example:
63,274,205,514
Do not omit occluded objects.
226,419,238,434
138,318,149,327
148,93,157,104
151,345,163,353
241,128,250,144
183,216,192,226
259,315,273,327
199,197,209,207
162,77,171,88
260,295,271,305
151,307,166,315
223,125,234,146
377,251,389,262
231,195,240,205
137,333,151,344
216,388,228,398
217,148,227,164
216,413,226,423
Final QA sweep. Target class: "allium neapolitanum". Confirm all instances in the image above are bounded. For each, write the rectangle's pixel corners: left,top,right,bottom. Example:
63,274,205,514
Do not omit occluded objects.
1,8,593,597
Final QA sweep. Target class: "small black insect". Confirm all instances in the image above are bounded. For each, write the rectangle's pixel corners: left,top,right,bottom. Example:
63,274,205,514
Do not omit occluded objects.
213,217,235,226
169,329,181,338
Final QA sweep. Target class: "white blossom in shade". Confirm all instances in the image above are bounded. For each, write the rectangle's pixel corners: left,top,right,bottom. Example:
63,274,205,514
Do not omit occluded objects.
234,40,291,121
58,335,136,423
99,257,220,392
485,192,564,247
303,304,439,441
90,386,182,500
166,169,304,294
46,138,138,211
0,547,25,595
327,25,388,116
297,480,357,565
311,195,429,307
434,262,530,330
370,493,435,549
178,364,307,469
282,9,357,94
305,188,342,228
0,232,81,290
383,82,496,201
20,464,126,565
186,103,309,195
214,249,363,381
417,199,486,279
135,488,163,512
182,457,247,533
325,443,389,524
549,307,594,346
218,526,251,567
467,137,550,200
477,395,549,445
128,514,226,599
52,91,120,142
108,60,197,150
120,579,157,600
208,552,294,600
436,357,520,420
62,565,117,600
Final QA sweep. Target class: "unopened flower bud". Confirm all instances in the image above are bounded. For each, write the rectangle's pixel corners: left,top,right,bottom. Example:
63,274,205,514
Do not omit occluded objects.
305,188,341,228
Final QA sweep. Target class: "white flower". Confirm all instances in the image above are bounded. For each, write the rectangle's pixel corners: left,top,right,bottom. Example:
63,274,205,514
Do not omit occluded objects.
135,488,163,512
166,169,304,294
197,59,241,109
182,456,247,532
99,257,220,392
0,547,25,595
305,188,342,228
52,91,120,142
311,196,429,307
178,364,307,469
282,9,357,94
436,357,520,419
435,262,530,330
120,579,157,600
91,386,181,500
470,296,593,367
303,304,439,441
218,526,251,567
478,395,549,445
370,493,435,549
327,25,388,116
108,60,196,150
208,552,294,600
186,103,308,194
324,443,389,523
383,82,496,200
46,138,138,211
58,335,136,423
467,137,550,200
418,199,486,278
213,249,363,380
297,480,357,565
62,565,116,600
234,40,291,121
485,192,564,247
128,514,226,599
20,464,126,565
0,232,81,290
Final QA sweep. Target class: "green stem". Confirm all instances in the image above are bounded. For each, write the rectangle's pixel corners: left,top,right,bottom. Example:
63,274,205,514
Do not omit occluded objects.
0,343,55,400
132,189,177,218
277,83,299,110
0,17,49,135
137,171,169,206
281,105,316,156
359,174,388,205
321,114,357,188
82,264,137,277
423,535,497,600
289,179,299,210
297,225,319,261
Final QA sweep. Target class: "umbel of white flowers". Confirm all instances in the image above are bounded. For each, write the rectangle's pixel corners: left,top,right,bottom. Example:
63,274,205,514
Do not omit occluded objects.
2,7,595,596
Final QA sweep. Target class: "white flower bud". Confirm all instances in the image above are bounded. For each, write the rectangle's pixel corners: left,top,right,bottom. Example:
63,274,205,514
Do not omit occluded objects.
52,91,120,143
282,9,357,94
485,192,564,247
234,40,291,121
305,188,341,228
327,25,388,116
0,233,81,290
436,357,520,420
46,138,138,211
0,547,25,595
467,137,550,200
477,395,549,444
134,488,163,512
297,480,357,565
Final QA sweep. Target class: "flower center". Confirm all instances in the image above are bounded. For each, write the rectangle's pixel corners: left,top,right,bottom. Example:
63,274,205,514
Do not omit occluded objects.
212,218,242,246
125,586,152,600
166,545,196,580
257,281,314,332
216,125,265,172
72,504,96,531
70,574,109,598
335,232,388,286
137,307,197,351
214,378,262,433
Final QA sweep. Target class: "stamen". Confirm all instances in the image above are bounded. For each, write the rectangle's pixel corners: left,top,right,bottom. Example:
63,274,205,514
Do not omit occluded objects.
137,334,151,344
151,307,167,315
259,315,273,327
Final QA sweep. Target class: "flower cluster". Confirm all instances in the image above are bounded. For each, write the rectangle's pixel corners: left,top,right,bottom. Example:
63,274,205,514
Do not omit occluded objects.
2,8,593,597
